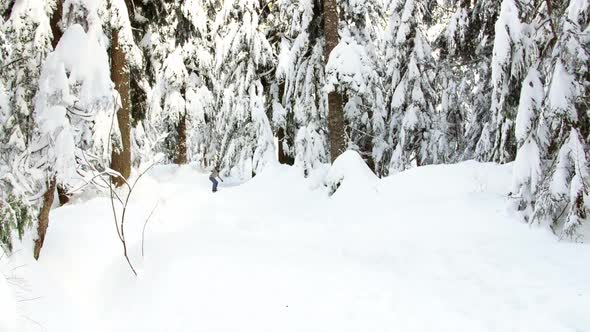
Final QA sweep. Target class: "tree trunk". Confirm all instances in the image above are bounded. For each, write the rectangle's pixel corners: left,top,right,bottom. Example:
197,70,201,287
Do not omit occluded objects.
175,113,188,164
2,0,15,21
34,177,56,260
50,0,63,49
51,0,69,205
33,0,66,259
111,29,132,187
277,82,294,165
57,185,69,205
323,0,346,162
277,127,295,165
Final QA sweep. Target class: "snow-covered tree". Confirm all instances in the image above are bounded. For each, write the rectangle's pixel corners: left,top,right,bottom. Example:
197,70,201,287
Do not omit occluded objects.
274,0,329,175
326,0,387,174
441,0,500,160
433,0,473,163
211,0,275,178
142,0,215,166
511,67,546,222
1,0,55,164
0,80,35,253
384,0,437,173
518,0,589,238
26,13,117,257
0,0,58,254
474,0,538,163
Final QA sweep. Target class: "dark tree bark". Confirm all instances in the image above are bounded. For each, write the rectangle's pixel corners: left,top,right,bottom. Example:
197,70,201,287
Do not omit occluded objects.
34,177,56,260
50,0,63,49
277,127,295,165
277,82,294,165
111,29,132,187
174,113,188,164
2,0,15,21
323,0,346,162
57,186,69,205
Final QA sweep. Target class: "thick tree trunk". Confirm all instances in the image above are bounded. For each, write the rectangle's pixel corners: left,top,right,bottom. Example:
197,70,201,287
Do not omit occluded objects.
34,177,56,260
50,0,63,49
111,29,132,187
323,0,346,162
175,113,188,164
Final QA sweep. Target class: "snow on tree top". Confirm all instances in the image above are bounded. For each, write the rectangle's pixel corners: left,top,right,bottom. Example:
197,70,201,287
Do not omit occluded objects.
325,36,371,94
42,24,113,109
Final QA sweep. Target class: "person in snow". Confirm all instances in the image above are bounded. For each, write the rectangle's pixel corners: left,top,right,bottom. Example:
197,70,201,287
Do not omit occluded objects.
209,168,223,192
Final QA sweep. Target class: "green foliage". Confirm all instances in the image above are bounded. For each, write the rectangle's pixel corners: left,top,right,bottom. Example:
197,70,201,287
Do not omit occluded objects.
0,193,33,253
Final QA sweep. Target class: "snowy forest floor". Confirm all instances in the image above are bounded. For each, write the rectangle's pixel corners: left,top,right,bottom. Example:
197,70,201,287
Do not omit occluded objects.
3,159,590,331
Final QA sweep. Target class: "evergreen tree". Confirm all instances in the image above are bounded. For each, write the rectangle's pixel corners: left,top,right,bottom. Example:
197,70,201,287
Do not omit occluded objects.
513,0,589,238
447,0,500,160
28,1,119,258
324,0,346,162
474,0,537,164
512,67,546,222
107,0,141,185
384,0,437,172
1,0,55,164
211,0,275,178
327,0,387,174
142,0,216,166
0,0,56,257
274,0,328,175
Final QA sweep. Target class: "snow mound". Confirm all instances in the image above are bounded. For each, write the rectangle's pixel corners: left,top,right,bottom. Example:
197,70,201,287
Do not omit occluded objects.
325,150,377,196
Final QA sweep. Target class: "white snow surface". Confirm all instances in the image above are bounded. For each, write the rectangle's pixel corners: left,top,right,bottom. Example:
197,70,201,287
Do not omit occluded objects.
7,156,590,331
0,256,18,332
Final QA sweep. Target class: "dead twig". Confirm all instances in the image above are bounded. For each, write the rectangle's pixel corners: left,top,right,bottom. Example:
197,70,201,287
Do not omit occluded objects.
142,202,159,257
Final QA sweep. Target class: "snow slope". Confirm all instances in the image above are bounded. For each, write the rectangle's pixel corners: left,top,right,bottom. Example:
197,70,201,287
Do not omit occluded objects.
6,156,590,331
0,254,18,332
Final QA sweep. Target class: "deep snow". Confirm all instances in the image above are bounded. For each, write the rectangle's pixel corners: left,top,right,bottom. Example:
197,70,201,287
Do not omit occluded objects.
2,157,590,332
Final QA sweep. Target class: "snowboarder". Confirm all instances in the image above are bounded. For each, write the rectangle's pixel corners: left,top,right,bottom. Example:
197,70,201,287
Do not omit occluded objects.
209,167,223,192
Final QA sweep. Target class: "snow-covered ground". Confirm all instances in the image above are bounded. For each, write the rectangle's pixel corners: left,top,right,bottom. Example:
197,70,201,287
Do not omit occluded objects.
3,154,590,331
